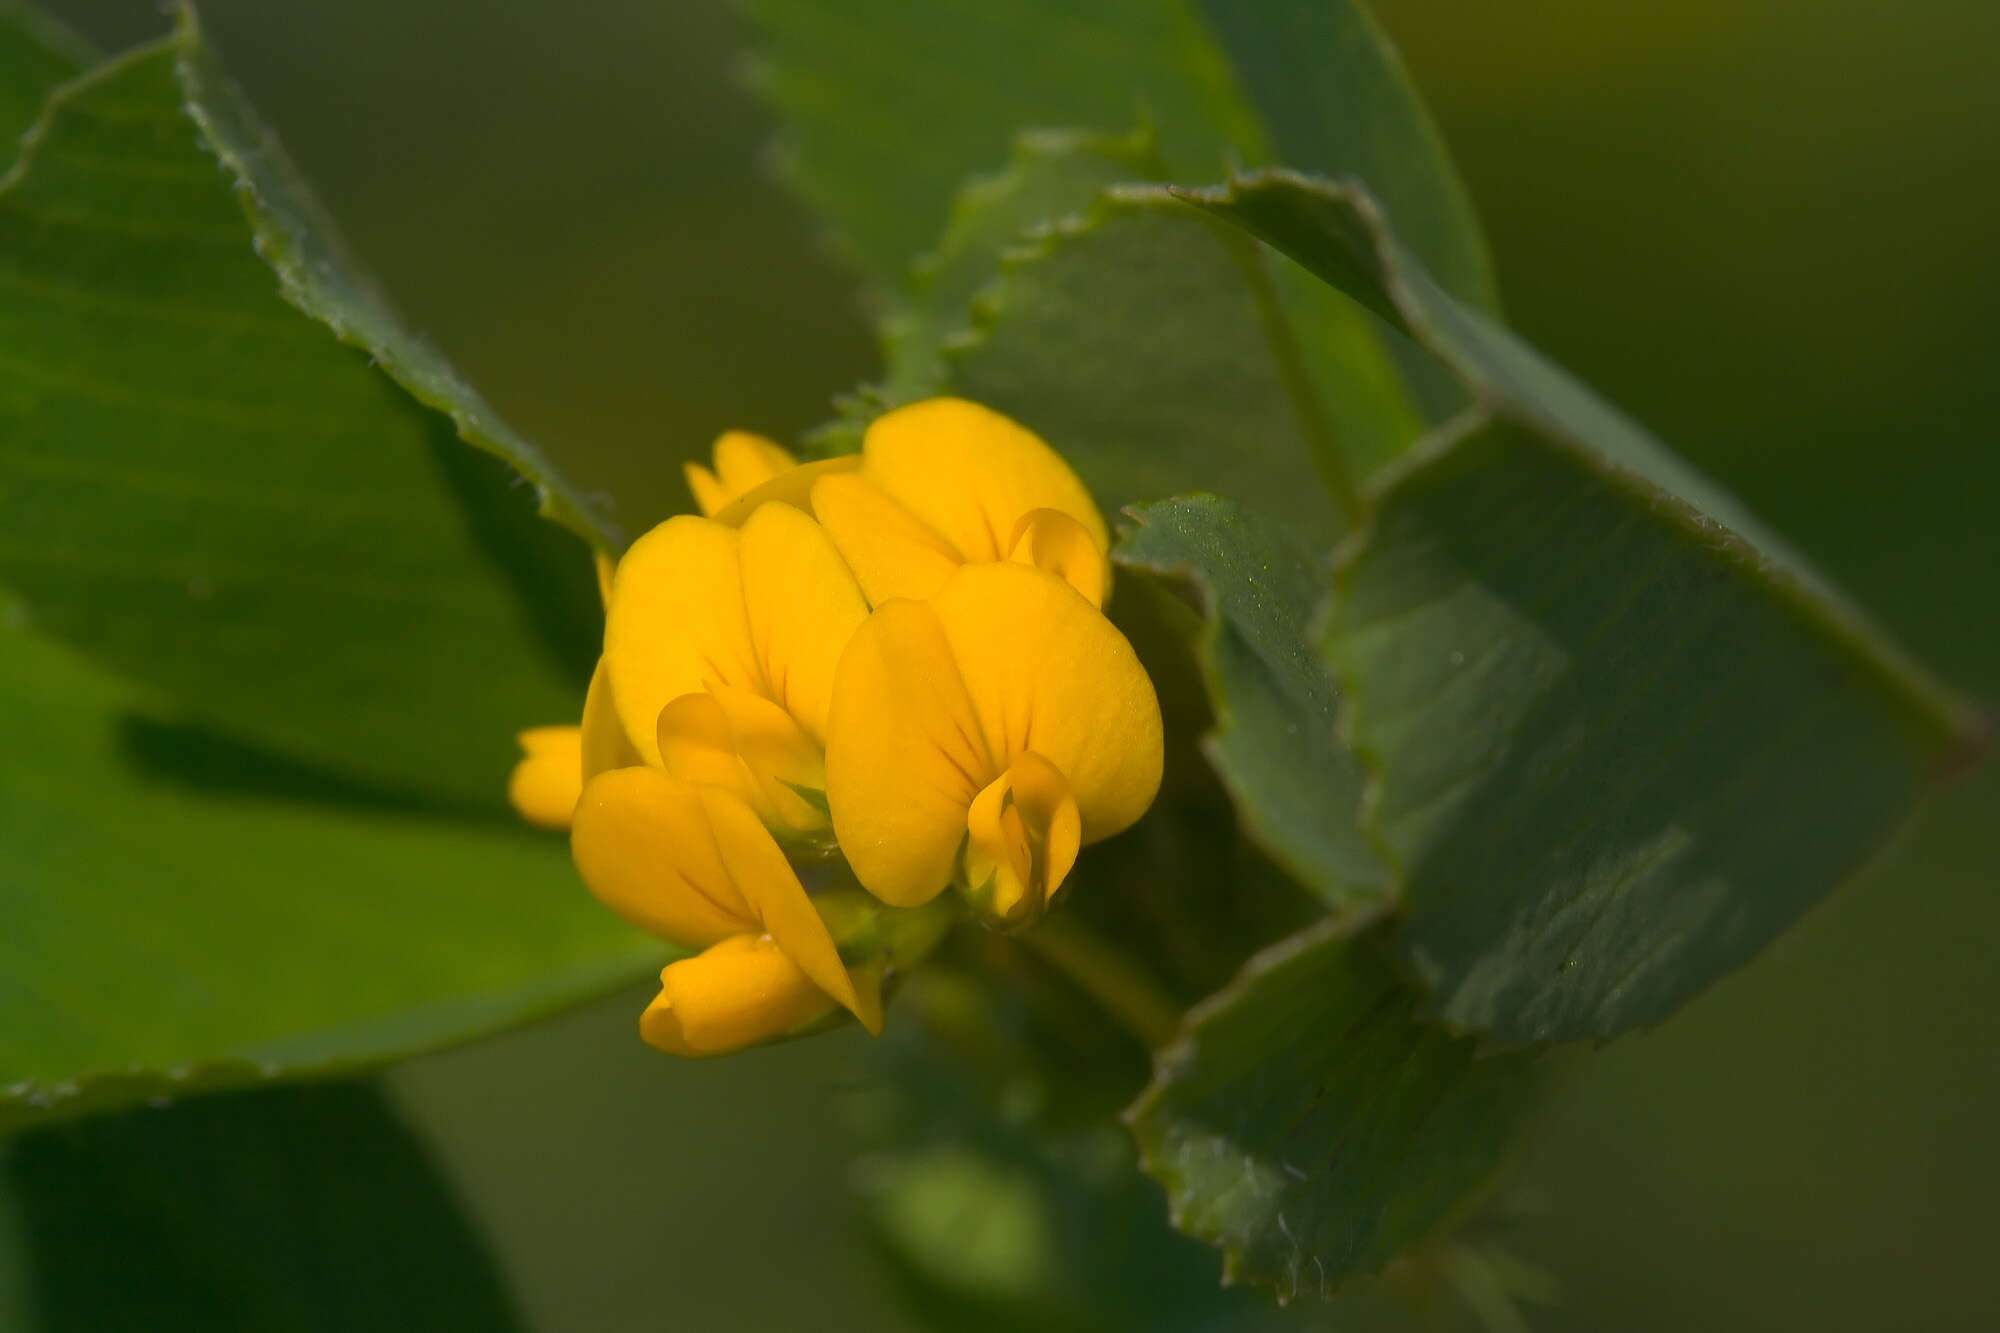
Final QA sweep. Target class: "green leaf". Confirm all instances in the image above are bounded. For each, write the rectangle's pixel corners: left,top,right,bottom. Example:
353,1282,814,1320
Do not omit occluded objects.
2,1081,524,1330
1188,0,1497,313
948,188,1354,534
749,0,1450,486
1187,171,1987,1042
742,0,1492,311
1115,496,1385,909
0,610,659,1134
876,127,1165,409
867,133,1423,501
1126,914,1554,1301
173,3,616,551
741,0,1260,293
0,18,605,811
0,3,87,165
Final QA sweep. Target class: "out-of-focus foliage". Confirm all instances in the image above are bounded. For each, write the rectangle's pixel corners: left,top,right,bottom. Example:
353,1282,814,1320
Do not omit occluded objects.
0,1082,524,1330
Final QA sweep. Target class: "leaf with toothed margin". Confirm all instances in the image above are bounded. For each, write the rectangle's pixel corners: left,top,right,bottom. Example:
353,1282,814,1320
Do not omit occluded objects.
0,7,609,811
739,0,1496,317
1181,170,1988,1043
173,2,616,550
844,132,1425,493
945,188,1356,537
876,127,1167,408
1125,911,1555,1302
1115,495,1386,910
748,0,1465,475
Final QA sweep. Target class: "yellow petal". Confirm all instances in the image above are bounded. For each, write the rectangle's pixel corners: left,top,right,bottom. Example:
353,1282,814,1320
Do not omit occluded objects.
963,751,1082,923
860,398,1107,562
508,726,583,831
604,515,761,765
1006,507,1107,609
810,470,964,605
570,766,754,945
736,501,869,739
654,690,779,826
825,598,996,907
712,455,861,528
684,431,798,517
698,786,877,1030
580,658,643,781
639,935,837,1057
657,685,828,834
930,562,1162,843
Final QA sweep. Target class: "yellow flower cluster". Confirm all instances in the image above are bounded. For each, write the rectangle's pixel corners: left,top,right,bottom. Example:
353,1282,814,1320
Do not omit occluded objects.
508,400,1163,1056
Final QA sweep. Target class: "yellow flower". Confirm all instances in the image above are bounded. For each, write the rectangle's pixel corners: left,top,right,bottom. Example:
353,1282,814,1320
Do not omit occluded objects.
509,403,1164,1051
571,766,881,1055
682,430,799,517
809,398,1110,609
824,561,1163,924
507,725,584,830
600,500,868,837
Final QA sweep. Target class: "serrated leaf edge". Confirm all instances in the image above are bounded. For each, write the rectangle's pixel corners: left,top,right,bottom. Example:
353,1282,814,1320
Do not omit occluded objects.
1112,498,1391,911
168,1,620,551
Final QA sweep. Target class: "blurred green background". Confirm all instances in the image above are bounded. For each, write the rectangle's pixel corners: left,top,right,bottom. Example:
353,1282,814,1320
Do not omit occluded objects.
16,1,1999,1328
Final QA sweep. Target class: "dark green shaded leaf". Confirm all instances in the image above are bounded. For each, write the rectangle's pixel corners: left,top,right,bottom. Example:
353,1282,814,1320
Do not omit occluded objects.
2,1081,524,1330
1126,915,1553,1301
0,26,600,810
1115,496,1385,909
0,609,659,1134
1187,171,1986,1041
1332,416,1976,1042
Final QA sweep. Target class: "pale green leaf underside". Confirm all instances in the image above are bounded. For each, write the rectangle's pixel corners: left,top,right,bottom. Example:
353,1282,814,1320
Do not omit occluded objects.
0,24,601,811
1187,171,1983,1042
1115,496,1385,909
0,610,660,1135
1126,914,1552,1299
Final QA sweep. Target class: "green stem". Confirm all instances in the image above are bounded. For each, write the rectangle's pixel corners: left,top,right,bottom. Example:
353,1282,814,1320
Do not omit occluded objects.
1225,230,1367,527
1022,914,1183,1050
